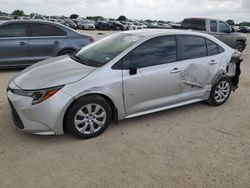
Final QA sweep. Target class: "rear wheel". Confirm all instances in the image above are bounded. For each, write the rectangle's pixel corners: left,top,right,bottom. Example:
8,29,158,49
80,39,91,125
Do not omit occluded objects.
65,95,112,139
206,76,232,106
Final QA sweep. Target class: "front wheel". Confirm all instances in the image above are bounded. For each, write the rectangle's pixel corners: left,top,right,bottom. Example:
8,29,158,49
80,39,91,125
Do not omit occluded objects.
206,76,232,106
65,95,112,139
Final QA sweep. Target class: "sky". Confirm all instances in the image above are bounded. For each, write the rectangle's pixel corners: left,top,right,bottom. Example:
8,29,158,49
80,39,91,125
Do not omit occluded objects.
0,0,250,23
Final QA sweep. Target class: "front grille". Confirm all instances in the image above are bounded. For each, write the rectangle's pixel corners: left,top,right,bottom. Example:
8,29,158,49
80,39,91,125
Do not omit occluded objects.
8,100,24,129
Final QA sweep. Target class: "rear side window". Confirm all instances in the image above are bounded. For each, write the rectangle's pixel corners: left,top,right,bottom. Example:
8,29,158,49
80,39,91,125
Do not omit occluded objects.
210,20,217,32
132,36,177,68
206,39,218,56
181,36,207,59
182,19,206,31
0,23,27,37
30,23,66,36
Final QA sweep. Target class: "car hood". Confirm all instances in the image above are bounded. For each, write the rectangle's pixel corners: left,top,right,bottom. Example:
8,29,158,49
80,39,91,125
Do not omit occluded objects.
231,32,247,42
13,55,96,90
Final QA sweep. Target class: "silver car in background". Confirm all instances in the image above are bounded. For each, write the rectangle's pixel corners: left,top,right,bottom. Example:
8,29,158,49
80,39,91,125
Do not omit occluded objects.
7,29,242,139
0,20,94,68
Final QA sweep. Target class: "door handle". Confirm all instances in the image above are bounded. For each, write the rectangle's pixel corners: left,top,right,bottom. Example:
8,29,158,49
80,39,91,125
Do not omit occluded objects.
54,41,60,45
19,42,26,46
170,67,182,73
209,60,218,65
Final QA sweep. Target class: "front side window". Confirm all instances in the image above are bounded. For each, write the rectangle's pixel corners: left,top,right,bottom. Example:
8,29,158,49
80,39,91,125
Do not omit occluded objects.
181,36,207,60
0,23,27,37
30,23,66,36
219,21,230,33
210,20,217,32
131,36,177,68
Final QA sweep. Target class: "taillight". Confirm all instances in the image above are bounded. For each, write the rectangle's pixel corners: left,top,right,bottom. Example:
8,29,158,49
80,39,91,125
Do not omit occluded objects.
89,36,95,43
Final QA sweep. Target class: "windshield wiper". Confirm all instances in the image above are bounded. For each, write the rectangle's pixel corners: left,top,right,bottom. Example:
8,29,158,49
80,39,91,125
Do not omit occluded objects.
69,53,89,65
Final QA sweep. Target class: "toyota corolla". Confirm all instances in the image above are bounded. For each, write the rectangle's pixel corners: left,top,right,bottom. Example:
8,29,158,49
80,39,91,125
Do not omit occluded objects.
7,29,242,139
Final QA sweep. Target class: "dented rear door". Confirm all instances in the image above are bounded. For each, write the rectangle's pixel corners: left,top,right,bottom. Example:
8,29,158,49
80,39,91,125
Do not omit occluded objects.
178,35,221,100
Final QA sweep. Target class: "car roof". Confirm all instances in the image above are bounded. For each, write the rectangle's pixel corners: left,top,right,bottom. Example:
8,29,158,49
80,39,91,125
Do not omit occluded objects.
0,20,83,36
0,20,62,25
121,29,211,38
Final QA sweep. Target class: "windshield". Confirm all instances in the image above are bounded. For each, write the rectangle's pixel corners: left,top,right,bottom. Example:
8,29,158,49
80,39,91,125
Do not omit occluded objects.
76,33,143,67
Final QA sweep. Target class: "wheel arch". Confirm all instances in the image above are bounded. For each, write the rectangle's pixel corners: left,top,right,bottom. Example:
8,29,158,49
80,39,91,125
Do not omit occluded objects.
63,93,118,132
57,47,77,56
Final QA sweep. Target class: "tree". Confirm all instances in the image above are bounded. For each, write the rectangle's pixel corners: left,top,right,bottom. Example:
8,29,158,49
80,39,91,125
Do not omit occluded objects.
86,16,104,21
117,15,127,21
12,9,25,16
70,14,79,19
238,22,250,27
226,19,235,26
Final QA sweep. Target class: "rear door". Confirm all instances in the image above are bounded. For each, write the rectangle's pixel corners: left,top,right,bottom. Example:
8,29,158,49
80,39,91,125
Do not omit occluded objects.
0,23,29,67
178,35,221,101
28,23,66,63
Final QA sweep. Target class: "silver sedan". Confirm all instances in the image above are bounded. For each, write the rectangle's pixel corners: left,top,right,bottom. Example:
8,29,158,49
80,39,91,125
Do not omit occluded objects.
7,29,242,139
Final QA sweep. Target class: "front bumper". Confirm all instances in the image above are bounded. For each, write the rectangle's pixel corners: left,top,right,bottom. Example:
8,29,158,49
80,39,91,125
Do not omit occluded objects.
243,43,247,51
7,86,73,135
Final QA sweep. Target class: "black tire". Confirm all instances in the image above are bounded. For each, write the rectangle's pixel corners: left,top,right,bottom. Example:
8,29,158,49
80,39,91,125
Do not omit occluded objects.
234,41,244,52
206,76,232,106
65,95,112,139
58,49,75,56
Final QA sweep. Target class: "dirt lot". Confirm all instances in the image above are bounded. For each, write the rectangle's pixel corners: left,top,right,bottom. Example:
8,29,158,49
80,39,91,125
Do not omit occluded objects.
0,31,250,188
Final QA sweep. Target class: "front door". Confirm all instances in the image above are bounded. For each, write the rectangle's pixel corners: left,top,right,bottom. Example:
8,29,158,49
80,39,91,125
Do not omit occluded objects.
122,35,183,115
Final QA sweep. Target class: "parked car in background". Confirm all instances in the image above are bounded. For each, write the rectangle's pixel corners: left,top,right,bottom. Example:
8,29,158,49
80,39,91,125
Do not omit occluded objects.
0,16,11,24
239,26,250,33
133,21,147,29
56,19,65,25
95,20,110,30
108,20,126,30
78,20,95,30
31,14,45,20
64,19,77,30
157,22,171,29
120,21,137,30
0,20,95,68
147,22,159,28
181,18,247,52
7,29,242,139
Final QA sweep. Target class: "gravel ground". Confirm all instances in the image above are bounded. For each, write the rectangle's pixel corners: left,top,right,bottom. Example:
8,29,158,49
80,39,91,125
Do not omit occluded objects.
0,31,249,188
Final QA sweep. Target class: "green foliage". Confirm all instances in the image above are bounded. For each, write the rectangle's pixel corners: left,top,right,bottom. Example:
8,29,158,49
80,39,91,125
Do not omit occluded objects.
117,15,127,21
226,19,235,26
86,16,104,21
145,19,154,23
12,9,25,16
238,22,250,27
70,14,79,19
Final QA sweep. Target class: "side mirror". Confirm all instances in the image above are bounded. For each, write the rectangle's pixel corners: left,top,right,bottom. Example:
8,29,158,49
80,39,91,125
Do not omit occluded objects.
129,66,137,75
231,27,235,33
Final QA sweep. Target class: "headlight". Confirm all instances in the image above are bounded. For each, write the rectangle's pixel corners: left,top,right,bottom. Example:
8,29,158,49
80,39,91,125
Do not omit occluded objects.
10,85,64,105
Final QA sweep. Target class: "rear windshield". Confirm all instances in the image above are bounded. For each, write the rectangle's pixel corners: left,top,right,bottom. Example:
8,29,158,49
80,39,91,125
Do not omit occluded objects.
182,19,206,31
76,33,143,67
